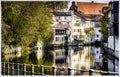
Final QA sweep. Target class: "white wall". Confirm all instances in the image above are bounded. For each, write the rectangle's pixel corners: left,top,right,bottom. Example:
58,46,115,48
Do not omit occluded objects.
94,27,102,41
108,36,119,51
94,47,102,63
55,49,65,59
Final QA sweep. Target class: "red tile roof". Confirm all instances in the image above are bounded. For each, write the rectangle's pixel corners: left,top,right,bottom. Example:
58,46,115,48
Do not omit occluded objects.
77,2,108,14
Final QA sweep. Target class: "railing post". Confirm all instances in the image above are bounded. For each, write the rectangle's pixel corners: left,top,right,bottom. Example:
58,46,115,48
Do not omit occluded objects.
23,64,26,75
68,67,71,75
107,71,110,75
89,69,92,75
40,65,44,75
3,62,5,75
31,64,34,75
52,66,56,75
12,63,14,75
17,63,19,75
7,62,9,75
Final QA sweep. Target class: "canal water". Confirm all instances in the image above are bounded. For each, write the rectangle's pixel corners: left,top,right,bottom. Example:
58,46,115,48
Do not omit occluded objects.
52,44,119,74
52,45,103,72
2,44,118,75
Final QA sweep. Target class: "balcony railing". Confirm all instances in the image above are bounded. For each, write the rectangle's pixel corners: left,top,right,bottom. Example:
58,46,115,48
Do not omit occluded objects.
1,62,119,75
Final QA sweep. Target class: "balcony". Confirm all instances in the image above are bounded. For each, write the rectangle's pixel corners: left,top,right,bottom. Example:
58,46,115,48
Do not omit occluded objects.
55,30,65,35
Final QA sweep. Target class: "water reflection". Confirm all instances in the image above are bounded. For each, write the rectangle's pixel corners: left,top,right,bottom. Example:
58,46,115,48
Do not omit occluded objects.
52,45,102,72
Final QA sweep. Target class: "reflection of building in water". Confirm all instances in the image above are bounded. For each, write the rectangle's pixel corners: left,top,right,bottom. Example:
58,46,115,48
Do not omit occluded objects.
94,47,102,64
68,46,94,74
94,24,102,42
33,41,43,59
91,47,103,70
53,48,66,67
67,47,81,75
52,45,103,75
101,1,119,72
3,47,22,59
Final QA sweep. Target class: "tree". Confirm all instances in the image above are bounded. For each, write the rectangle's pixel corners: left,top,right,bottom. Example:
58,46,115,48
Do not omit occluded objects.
84,27,94,36
2,1,68,47
100,8,108,42
2,2,68,65
2,2,26,46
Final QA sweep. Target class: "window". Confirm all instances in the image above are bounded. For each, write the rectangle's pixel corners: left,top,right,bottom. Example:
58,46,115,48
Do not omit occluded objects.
62,37,64,41
74,29,79,32
59,16,60,20
75,23,79,26
67,22,69,24
62,52,64,55
56,53,57,56
65,16,66,20
55,30,65,35
39,47,42,50
56,37,59,41
34,47,38,50
99,30,101,32
74,35,77,39
97,35,99,37
55,37,64,42
74,29,75,32
97,51,99,54
59,22,61,24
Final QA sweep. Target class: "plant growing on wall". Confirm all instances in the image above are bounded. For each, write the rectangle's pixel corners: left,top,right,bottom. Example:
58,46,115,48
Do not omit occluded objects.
100,8,108,42
84,27,94,36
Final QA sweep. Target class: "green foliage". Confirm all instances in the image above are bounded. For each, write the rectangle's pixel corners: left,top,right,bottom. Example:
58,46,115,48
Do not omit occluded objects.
2,2,27,46
85,54,94,62
84,27,94,36
2,2,68,47
43,51,53,64
101,11,108,42
2,1,68,66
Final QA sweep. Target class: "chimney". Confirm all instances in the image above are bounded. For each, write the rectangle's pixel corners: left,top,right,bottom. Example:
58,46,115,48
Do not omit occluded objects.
91,1,94,3
69,1,78,11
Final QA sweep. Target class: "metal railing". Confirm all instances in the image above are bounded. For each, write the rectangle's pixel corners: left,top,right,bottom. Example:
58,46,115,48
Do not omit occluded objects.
1,62,119,75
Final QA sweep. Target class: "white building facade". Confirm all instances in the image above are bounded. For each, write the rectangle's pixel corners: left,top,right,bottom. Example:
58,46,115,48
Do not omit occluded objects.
106,1,119,72
51,12,71,45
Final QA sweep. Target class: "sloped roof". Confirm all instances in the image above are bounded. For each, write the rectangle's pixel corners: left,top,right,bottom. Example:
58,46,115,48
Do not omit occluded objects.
74,11,86,21
77,2,108,15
